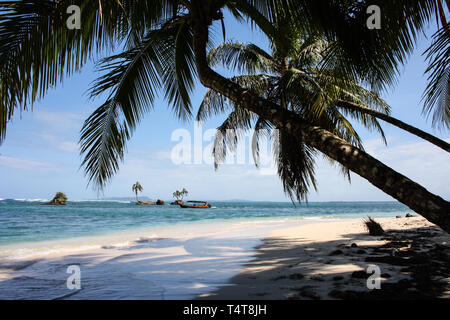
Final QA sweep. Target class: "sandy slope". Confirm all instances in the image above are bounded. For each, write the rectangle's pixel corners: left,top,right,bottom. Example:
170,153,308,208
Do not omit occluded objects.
199,217,450,299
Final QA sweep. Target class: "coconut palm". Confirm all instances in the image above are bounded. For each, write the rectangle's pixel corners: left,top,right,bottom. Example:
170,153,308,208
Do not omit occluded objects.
423,25,450,129
173,190,181,201
198,37,393,200
132,181,143,202
173,188,188,201
198,32,450,199
181,188,188,199
0,1,449,231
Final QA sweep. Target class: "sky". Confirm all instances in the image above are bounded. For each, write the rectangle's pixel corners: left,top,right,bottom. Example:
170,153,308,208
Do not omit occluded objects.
0,10,449,202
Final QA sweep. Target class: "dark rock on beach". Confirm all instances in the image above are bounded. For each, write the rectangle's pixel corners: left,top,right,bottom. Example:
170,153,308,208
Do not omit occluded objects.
329,249,343,256
288,273,305,280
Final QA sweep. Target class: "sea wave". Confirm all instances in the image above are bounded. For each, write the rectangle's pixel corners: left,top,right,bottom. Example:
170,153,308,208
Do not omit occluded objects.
69,199,132,204
0,198,133,204
0,198,49,202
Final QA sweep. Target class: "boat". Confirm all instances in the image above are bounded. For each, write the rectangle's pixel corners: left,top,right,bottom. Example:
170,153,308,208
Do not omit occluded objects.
178,201,211,208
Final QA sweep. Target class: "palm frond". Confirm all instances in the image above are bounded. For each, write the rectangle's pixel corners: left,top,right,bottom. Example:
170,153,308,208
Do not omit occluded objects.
79,101,130,190
207,41,275,74
0,0,182,143
251,117,273,167
81,25,191,190
288,0,441,92
160,22,196,120
423,27,450,129
273,129,317,202
212,105,256,169
197,74,273,122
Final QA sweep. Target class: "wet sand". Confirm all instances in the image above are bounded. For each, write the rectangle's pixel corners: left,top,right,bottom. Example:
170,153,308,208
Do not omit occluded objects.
0,218,313,299
199,217,450,299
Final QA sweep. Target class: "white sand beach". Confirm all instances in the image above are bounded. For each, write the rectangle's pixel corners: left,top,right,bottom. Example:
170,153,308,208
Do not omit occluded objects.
0,216,448,299
0,218,313,299
200,216,450,299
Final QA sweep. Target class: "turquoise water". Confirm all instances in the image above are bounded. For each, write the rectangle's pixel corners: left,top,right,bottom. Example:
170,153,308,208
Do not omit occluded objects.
0,199,409,245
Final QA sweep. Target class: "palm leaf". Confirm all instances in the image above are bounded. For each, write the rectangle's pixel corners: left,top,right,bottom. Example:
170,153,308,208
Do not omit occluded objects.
81,26,183,190
273,129,317,202
423,26,450,129
208,42,275,74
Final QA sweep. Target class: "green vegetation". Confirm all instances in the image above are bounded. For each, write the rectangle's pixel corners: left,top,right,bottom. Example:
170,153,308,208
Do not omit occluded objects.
173,188,189,202
45,192,68,205
0,1,448,231
132,181,143,202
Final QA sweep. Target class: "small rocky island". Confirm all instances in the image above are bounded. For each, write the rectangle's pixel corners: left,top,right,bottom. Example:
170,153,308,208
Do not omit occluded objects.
43,192,68,205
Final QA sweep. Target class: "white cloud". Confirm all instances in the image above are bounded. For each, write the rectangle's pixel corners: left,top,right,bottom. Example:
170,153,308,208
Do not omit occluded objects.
0,155,54,171
32,110,84,130
57,141,79,153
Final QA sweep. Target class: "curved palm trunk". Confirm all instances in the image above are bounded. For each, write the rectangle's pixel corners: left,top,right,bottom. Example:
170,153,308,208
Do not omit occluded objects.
191,23,450,233
337,100,450,153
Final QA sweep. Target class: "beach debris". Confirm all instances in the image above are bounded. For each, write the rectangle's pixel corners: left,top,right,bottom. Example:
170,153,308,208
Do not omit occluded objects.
405,213,414,218
288,273,305,280
310,275,325,282
329,249,344,256
297,286,320,300
396,215,402,218
363,216,385,236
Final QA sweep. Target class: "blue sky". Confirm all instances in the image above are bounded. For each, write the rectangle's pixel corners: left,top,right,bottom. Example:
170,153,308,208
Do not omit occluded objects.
0,12,449,202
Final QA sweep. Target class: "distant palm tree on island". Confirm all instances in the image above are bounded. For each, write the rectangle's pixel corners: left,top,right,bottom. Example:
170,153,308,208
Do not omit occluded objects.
132,181,143,202
172,188,188,205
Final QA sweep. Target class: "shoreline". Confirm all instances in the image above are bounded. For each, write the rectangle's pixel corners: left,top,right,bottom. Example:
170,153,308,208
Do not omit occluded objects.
0,216,321,260
198,216,450,299
0,216,447,299
0,217,321,299
0,213,407,256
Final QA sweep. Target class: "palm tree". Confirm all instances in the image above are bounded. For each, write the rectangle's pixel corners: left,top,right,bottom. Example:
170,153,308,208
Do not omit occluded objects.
132,181,143,202
336,100,450,152
181,188,188,200
422,1,449,129
173,190,181,201
0,1,449,231
198,37,392,199
173,188,188,201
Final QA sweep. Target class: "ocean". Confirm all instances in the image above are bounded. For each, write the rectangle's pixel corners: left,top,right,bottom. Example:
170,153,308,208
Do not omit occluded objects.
0,199,409,245
0,199,410,299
